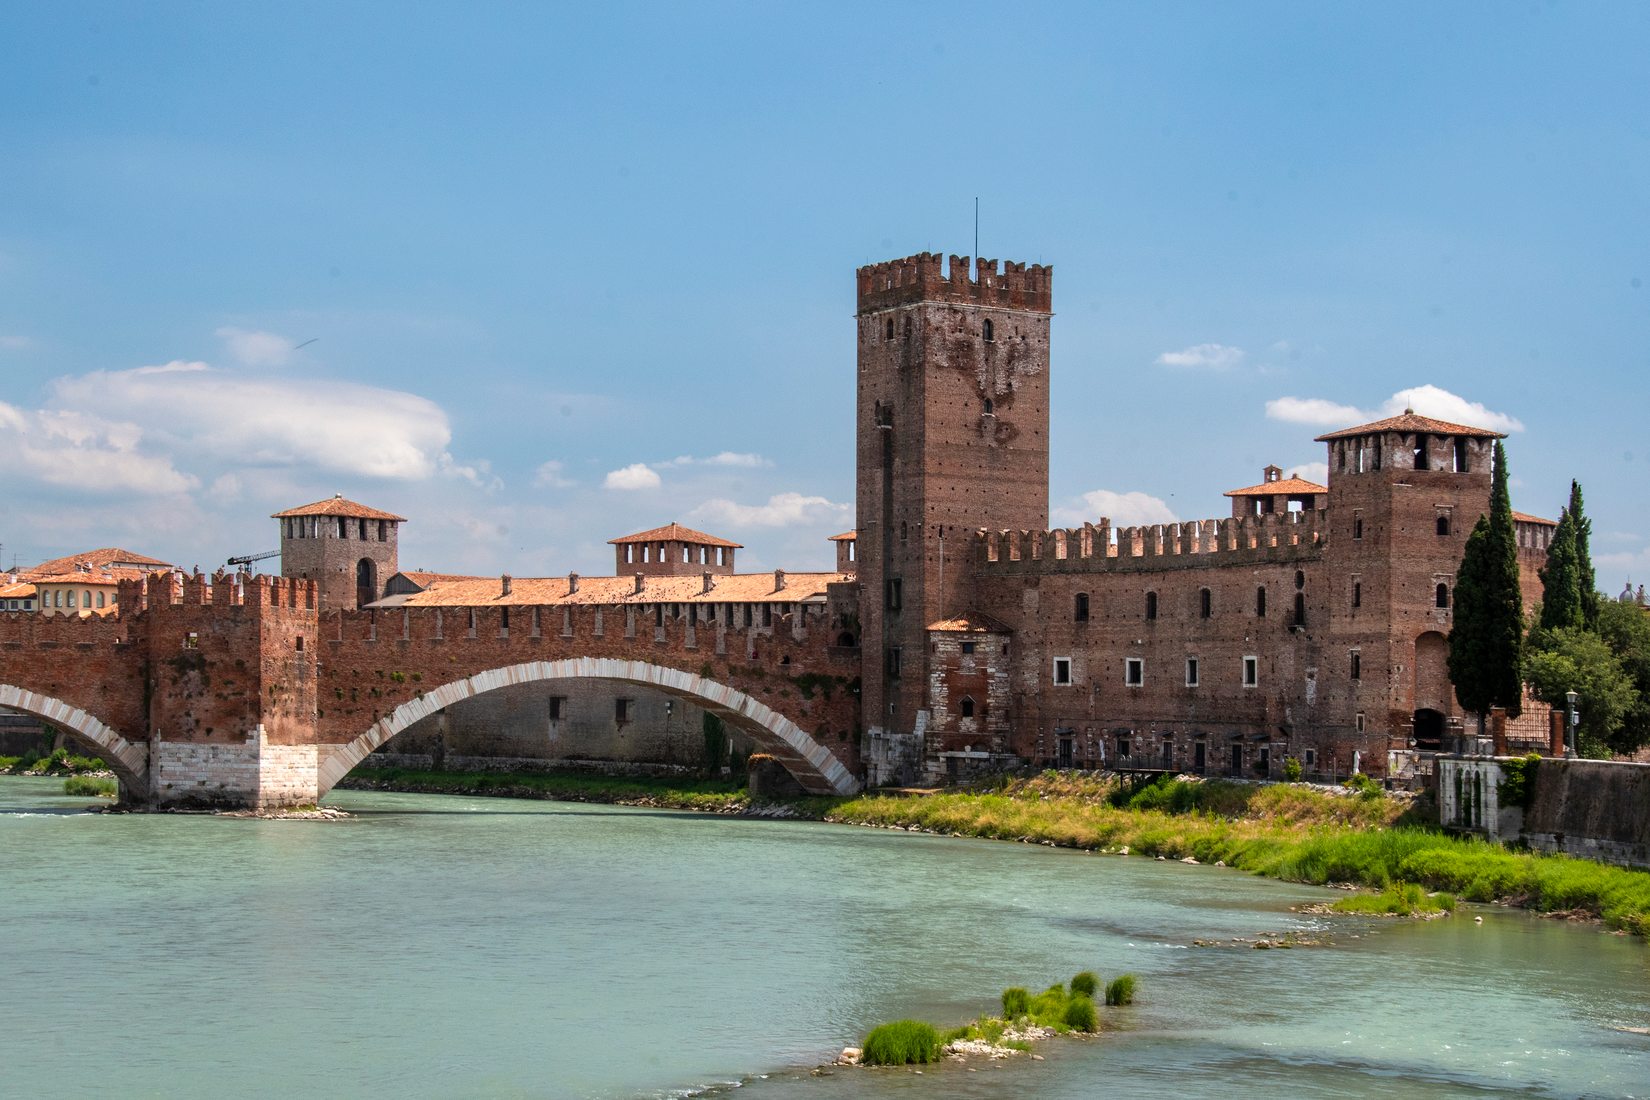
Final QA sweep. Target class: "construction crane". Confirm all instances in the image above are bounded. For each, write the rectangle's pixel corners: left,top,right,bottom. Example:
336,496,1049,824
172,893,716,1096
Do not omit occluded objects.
226,549,279,572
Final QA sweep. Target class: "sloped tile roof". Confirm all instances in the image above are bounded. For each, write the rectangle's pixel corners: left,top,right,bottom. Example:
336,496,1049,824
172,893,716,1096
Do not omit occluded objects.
271,496,406,521
1315,412,1506,442
608,522,742,549
927,612,1013,633
1224,476,1328,498
376,570,850,608
30,548,172,575
1512,511,1557,526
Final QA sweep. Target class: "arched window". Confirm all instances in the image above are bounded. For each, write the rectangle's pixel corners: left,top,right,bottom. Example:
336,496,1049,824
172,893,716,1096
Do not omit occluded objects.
1255,586,1266,617
982,318,994,342
1199,588,1212,618
1436,515,1451,537
1436,583,1450,609
1295,570,1306,590
885,317,894,341
1074,593,1090,622
1145,591,1158,620
983,398,994,415
960,696,976,718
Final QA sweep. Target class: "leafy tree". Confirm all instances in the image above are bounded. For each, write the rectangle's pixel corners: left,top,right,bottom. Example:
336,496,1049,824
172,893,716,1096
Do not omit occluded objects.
701,713,727,777
1538,508,1584,631
1448,441,1524,730
1596,600,1650,753
1523,626,1638,757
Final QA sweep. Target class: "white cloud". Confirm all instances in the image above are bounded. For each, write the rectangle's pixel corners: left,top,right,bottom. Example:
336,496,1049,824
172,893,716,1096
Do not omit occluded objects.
1597,542,1650,588
691,492,850,528
438,454,502,492
0,333,30,350
1265,396,1366,426
657,452,772,469
1155,343,1245,370
533,460,574,489
215,326,294,368
1053,489,1178,528
1285,461,1330,484
1265,386,1523,434
0,401,198,495
603,463,661,491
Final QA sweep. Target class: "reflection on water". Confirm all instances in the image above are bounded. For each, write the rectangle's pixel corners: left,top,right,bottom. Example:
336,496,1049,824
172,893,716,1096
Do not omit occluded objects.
0,777,1644,1100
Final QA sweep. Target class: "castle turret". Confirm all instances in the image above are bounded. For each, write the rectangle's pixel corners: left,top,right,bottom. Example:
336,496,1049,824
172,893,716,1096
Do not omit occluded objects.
855,253,1052,770
608,522,740,577
273,495,404,611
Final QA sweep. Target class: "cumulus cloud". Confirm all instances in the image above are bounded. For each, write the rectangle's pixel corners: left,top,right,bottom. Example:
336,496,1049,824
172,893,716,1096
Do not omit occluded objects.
657,452,772,469
691,492,850,528
1265,386,1523,434
1286,461,1330,485
0,399,198,495
533,460,574,489
1053,489,1178,528
1155,343,1245,370
216,326,294,367
604,463,662,491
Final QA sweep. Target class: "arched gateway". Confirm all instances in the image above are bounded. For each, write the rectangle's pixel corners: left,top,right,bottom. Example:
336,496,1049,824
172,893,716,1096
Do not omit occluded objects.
0,684,149,793
317,658,861,797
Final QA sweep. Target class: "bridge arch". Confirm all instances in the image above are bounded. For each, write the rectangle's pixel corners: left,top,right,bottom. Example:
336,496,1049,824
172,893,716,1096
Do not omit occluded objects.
317,658,861,797
0,684,149,793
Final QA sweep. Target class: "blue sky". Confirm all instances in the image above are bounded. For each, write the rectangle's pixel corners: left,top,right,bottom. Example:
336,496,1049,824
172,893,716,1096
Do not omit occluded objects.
2,2,1646,588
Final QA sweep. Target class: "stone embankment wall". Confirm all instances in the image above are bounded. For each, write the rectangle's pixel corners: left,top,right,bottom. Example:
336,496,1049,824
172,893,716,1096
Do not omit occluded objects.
1438,755,1650,868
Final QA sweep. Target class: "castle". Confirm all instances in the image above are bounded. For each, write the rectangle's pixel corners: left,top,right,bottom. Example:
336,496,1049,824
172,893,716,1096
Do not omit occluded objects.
260,250,1556,788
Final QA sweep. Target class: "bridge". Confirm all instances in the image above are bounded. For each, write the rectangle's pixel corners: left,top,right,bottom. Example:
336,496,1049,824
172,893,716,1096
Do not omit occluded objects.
0,571,862,808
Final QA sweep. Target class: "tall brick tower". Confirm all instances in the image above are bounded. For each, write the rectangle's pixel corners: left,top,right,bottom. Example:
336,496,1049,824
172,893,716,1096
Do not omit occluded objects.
1316,412,1502,756
855,253,1052,768
273,495,405,611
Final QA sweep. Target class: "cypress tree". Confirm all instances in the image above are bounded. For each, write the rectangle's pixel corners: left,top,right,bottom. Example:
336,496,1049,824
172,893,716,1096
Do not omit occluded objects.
1568,480,1598,630
1448,440,1524,730
1539,508,1584,631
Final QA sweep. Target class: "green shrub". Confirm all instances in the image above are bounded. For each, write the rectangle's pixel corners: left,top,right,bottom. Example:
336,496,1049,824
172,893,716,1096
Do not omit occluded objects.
1001,986,1031,1018
1283,756,1303,781
862,1019,941,1065
1069,971,1098,999
1063,995,1099,1032
1343,772,1383,799
1331,882,1456,916
1104,974,1136,1006
64,775,118,798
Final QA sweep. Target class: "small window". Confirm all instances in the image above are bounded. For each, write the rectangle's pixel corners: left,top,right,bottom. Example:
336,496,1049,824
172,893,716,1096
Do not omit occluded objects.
762,604,773,627
1295,570,1305,590
1117,735,1131,759
378,520,388,542
885,317,894,341
1242,656,1258,687
1199,588,1212,618
1436,514,1451,537
1255,586,1266,618
1453,437,1470,473
66,592,76,609
337,517,347,538
1145,591,1158,620
1353,581,1362,609
1125,658,1143,687
1074,593,1090,622
499,607,510,631
885,578,902,611
886,646,903,678
615,698,631,722
295,636,304,652
960,641,975,655
1350,651,1361,680
1414,436,1428,470
960,696,976,718
358,519,368,540
549,696,565,721
1293,593,1306,627
1355,712,1367,732
1435,582,1450,609
983,397,994,415
1305,748,1316,766
1185,658,1199,687
1053,657,1072,685
96,592,105,608
982,318,994,342
1353,516,1364,540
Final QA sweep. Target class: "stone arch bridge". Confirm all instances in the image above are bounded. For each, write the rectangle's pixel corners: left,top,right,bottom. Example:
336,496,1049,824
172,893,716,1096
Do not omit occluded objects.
0,572,862,809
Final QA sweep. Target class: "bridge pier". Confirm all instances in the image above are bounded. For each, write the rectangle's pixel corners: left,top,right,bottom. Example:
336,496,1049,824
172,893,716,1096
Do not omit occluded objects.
136,728,321,810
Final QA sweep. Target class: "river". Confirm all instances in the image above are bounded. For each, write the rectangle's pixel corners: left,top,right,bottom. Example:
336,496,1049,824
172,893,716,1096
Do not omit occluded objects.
0,776,1644,1098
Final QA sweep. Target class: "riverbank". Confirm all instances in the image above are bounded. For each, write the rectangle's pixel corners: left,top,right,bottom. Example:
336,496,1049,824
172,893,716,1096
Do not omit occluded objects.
336,765,1650,939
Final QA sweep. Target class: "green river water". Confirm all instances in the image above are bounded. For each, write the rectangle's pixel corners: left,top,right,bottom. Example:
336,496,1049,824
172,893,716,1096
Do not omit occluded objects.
1,775,1645,1098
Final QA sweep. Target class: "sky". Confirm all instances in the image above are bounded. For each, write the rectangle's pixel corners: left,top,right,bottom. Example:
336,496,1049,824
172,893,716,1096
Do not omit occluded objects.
2,2,1647,589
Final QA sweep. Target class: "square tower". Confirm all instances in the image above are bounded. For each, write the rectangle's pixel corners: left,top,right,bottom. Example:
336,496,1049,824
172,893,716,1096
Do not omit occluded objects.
854,253,1052,748
273,495,404,611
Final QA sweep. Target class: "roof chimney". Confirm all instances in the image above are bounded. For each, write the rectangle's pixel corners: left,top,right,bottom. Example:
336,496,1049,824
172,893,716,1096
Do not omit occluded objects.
702,572,714,594
634,573,645,595
500,574,512,597
774,569,786,592
568,572,579,595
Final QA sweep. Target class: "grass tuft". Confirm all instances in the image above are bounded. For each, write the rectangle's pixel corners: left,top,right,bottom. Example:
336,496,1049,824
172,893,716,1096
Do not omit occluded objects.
862,1019,941,1065
1063,995,1099,1032
1069,971,1099,999
1001,986,1031,1018
1331,882,1457,916
1104,974,1137,1007
64,775,118,798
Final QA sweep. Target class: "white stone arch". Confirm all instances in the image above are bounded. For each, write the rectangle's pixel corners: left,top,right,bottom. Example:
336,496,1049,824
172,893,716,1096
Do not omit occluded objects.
317,658,861,797
0,684,149,790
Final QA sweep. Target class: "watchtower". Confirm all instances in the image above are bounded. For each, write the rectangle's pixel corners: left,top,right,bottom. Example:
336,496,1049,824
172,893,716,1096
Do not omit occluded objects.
1316,412,1502,752
854,252,1053,749
273,495,404,611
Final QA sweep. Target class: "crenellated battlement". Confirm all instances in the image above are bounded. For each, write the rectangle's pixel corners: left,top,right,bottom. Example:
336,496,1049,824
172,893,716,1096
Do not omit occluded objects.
120,571,317,613
856,253,1052,314
977,509,1327,574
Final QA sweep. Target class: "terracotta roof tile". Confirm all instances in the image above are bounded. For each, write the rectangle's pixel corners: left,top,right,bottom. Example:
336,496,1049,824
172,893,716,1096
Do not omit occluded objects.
607,522,742,549
827,531,857,541
30,547,172,575
1315,412,1506,442
0,582,37,599
271,496,406,521
1224,476,1328,498
1512,511,1557,526
927,612,1013,633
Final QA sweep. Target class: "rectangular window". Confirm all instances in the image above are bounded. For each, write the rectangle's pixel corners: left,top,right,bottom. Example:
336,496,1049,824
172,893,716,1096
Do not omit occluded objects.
886,646,903,678
615,698,631,722
549,696,565,721
1074,593,1090,622
1242,656,1258,687
1053,657,1072,685
1350,651,1361,680
1305,748,1316,766
885,578,902,611
1117,735,1131,759
1125,658,1143,687
960,641,975,655
1352,578,1362,609
1353,514,1364,540
1185,658,1199,687
378,520,388,542
1355,712,1367,732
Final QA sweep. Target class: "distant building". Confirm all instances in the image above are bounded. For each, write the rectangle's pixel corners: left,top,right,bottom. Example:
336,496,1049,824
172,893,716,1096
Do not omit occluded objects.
273,495,405,611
